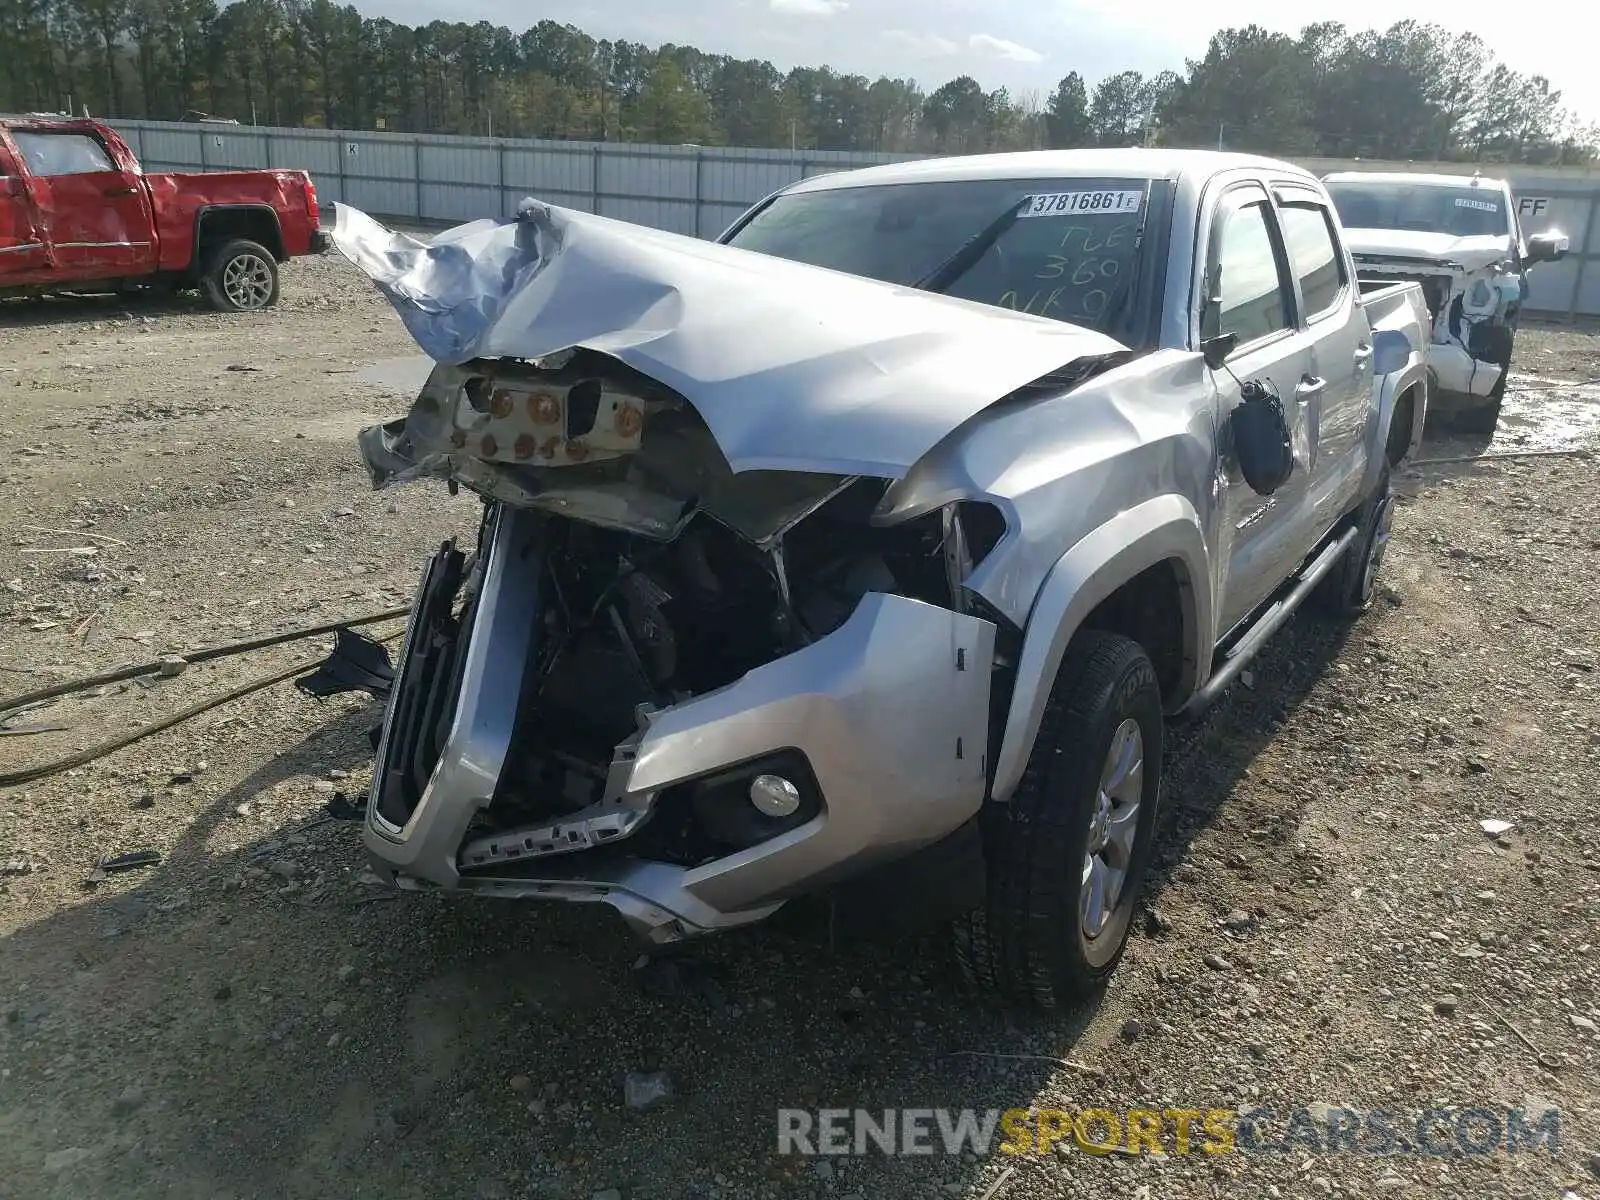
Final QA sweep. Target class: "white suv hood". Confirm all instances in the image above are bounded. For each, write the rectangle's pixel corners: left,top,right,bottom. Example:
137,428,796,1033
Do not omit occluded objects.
329,200,1129,478
1344,228,1511,272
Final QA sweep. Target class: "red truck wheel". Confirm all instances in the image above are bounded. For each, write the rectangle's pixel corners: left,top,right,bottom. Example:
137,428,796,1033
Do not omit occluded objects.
202,239,280,313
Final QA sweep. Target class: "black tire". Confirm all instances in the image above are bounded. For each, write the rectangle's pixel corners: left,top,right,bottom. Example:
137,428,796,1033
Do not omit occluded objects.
201,239,279,313
1385,389,1416,468
1315,463,1394,617
953,631,1163,1011
1453,394,1503,435
1455,327,1513,434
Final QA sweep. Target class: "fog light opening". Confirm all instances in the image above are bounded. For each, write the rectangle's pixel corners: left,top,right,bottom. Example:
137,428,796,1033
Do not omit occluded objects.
749,774,801,818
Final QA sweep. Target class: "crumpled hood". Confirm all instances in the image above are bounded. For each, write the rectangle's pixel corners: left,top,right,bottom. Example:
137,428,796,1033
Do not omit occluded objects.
1345,228,1511,272
329,200,1129,477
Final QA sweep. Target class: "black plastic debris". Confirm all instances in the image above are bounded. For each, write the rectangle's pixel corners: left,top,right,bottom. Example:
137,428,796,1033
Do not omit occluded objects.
102,849,162,872
83,848,161,887
295,629,395,700
323,791,367,821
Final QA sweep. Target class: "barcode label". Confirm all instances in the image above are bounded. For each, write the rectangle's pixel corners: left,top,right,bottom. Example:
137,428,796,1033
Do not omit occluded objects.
1454,197,1499,212
1020,190,1143,218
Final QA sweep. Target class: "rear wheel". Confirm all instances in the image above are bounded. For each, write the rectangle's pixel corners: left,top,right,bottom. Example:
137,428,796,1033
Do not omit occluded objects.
201,239,279,312
953,631,1163,1011
1315,464,1394,617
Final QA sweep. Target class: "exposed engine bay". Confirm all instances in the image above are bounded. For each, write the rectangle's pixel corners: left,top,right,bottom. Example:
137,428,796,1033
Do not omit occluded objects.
366,349,1009,876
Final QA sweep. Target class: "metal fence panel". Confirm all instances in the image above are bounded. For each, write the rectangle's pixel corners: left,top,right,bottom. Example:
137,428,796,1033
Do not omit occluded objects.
104,119,1600,317
603,196,698,236
700,199,753,238
271,132,341,176
1533,257,1581,311
700,156,800,204
599,148,697,201
1578,262,1600,314
504,146,591,197
341,135,414,179
135,125,200,168
1582,198,1600,255
421,142,498,187
344,177,417,219
419,182,501,223
192,129,267,169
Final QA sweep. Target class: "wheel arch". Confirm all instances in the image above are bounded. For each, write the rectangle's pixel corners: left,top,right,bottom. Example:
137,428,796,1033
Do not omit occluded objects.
1365,329,1428,486
194,205,286,265
989,494,1211,804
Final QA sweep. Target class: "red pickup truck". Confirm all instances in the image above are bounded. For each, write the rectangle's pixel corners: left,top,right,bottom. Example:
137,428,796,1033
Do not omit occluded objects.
0,114,328,312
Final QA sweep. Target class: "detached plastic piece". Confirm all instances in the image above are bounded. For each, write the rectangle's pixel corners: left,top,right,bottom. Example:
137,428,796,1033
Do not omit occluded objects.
295,629,395,700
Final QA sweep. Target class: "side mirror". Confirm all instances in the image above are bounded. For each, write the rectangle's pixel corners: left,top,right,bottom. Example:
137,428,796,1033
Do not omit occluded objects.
1201,332,1239,371
1526,231,1569,264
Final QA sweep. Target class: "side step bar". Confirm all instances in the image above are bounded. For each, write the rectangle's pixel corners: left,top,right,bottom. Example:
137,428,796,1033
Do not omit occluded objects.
1174,525,1359,724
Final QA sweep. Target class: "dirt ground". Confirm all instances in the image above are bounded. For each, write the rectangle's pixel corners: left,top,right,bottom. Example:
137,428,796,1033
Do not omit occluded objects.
2,254,1599,1200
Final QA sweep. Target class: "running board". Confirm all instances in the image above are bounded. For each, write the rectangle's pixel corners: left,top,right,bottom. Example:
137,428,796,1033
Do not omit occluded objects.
1174,525,1360,724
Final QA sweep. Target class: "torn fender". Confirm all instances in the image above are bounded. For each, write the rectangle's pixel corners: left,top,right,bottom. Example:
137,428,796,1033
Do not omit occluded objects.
330,201,1129,479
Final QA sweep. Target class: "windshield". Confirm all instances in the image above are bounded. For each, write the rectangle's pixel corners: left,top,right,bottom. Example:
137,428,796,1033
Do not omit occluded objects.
1326,181,1511,238
721,176,1171,348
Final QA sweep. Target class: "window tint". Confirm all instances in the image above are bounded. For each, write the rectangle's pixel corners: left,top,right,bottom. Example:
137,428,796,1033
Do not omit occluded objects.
1278,202,1344,317
1205,200,1290,344
12,132,114,177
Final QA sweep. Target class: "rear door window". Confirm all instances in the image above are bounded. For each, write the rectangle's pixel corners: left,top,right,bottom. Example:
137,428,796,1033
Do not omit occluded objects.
12,131,114,177
1276,200,1346,320
1204,199,1293,345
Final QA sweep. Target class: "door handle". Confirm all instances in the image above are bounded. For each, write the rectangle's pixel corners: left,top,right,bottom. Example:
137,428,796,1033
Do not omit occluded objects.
1295,375,1326,400
1354,342,1373,362
104,185,137,196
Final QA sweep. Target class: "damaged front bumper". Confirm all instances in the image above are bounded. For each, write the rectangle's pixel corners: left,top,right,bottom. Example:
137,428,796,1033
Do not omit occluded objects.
1427,343,1503,402
363,503,996,943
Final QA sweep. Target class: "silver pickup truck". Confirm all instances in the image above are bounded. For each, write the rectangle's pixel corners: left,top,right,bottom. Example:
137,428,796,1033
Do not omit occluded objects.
329,149,1430,1010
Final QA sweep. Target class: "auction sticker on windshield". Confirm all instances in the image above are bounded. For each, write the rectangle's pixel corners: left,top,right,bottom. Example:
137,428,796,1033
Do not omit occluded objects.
1455,197,1499,212
1022,190,1143,218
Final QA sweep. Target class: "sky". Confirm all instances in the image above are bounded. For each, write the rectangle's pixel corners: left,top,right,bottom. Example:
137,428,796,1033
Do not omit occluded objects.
372,0,1600,129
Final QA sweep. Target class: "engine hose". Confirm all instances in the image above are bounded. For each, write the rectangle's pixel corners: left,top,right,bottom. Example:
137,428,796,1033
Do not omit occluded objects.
3,624,412,793
0,606,410,726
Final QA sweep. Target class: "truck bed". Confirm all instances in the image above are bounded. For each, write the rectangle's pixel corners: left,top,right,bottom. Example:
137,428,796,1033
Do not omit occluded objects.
1359,279,1430,340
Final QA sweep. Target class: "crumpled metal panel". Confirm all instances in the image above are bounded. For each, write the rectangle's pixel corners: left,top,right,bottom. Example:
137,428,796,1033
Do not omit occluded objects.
1347,229,1511,272
329,200,1129,478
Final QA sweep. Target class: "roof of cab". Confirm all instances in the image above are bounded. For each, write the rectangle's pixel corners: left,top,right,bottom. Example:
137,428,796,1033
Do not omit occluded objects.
0,114,103,131
1323,170,1510,190
782,147,1321,195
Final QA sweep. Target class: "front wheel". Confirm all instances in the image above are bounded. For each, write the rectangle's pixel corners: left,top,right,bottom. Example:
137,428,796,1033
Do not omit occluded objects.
953,630,1163,1011
201,239,279,312
1455,327,1514,434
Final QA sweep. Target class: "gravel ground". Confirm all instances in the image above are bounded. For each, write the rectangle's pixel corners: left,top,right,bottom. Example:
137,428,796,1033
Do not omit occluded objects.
2,256,1599,1200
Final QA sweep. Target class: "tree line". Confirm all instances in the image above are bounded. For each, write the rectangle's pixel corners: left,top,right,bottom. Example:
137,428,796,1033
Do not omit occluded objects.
3,0,1595,164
